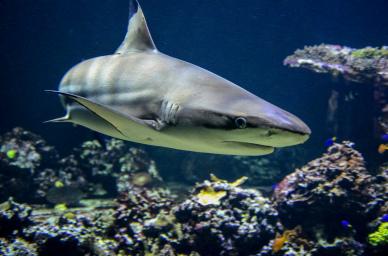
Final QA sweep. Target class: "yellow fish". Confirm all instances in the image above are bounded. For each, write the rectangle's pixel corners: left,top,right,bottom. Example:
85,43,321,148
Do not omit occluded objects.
378,144,388,154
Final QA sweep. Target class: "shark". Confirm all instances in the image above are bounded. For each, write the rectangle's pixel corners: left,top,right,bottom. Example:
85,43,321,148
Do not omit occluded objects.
47,0,311,156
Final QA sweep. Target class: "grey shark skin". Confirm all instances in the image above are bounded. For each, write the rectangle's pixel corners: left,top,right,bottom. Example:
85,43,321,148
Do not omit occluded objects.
48,0,311,156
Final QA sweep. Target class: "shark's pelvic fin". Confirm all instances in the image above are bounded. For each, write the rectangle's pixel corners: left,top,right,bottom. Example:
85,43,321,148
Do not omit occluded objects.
45,90,162,136
115,0,156,54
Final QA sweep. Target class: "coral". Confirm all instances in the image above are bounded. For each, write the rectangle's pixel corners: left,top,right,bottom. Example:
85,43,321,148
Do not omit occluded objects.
0,238,37,256
0,128,58,202
0,128,161,203
273,141,376,238
285,45,388,147
271,141,388,256
284,44,388,85
23,201,118,256
112,176,280,255
76,139,162,195
351,47,388,59
173,176,280,256
1,127,387,255
0,127,58,170
0,128,86,204
368,222,388,247
0,198,32,238
312,237,365,256
365,166,388,222
113,185,176,255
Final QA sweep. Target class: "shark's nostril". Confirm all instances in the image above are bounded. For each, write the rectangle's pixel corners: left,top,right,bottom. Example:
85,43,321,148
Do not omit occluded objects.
274,110,311,135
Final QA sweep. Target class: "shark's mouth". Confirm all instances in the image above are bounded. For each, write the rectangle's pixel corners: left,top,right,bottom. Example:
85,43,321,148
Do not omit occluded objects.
223,141,274,150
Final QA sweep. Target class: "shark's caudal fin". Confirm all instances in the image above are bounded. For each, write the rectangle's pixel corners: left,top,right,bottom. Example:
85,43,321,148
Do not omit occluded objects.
115,0,157,54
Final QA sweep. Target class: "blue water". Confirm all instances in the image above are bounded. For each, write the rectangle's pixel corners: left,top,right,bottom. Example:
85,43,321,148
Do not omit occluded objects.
1,0,387,163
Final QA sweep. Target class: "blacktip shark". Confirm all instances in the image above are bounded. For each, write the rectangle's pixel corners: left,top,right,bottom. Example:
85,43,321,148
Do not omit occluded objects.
47,0,311,156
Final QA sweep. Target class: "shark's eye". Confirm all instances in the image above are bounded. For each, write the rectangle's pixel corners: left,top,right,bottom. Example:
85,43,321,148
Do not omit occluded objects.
235,117,247,129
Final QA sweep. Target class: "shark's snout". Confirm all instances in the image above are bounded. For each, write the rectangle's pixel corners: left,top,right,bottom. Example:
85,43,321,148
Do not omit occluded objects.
270,109,311,135
233,104,311,149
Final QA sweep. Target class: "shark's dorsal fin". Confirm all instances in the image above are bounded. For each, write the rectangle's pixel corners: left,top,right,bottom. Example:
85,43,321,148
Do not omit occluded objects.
115,0,157,54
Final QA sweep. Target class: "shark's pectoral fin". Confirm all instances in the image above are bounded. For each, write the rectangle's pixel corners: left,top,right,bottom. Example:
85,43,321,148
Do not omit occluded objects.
45,90,162,139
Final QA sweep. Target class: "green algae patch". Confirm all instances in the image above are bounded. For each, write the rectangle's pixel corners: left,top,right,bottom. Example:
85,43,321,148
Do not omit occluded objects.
351,47,388,58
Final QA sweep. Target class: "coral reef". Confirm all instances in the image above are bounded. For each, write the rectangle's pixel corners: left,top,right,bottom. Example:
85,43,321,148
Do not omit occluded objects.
1,127,387,255
24,212,117,256
273,141,374,234
284,44,388,86
284,44,388,140
0,197,119,256
0,128,59,202
113,185,176,255
0,198,32,238
0,127,58,170
0,127,161,204
173,175,280,255
0,238,37,256
75,139,162,194
84,176,281,256
0,127,86,204
273,141,387,255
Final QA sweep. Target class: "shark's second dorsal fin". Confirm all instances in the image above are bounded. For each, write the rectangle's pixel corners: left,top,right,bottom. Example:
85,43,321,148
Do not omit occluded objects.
115,0,156,54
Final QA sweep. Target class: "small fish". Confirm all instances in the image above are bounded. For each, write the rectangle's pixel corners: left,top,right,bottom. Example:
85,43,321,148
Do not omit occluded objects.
6,149,17,159
54,203,68,211
340,220,351,228
344,91,357,102
54,180,64,188
381,134,388,142
324,137,337,147
272,226,301,253
130,172,153,187
381,214,388,222
46,185,84,205
272,234,287,253
378,144,388,154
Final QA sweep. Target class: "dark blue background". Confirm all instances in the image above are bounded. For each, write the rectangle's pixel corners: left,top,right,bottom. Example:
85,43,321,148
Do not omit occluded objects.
1,0,387,161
